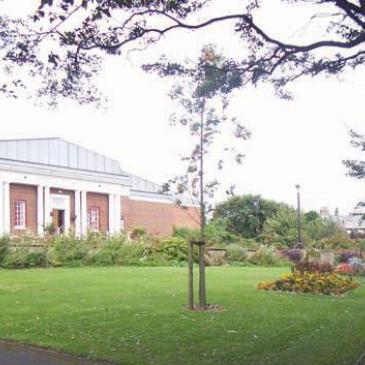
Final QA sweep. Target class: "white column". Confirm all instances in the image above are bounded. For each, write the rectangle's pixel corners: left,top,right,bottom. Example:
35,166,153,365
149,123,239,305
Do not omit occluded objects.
74,190,81,237
37,185,44,236
81,190,87,237
44,186,52,230
108,194,115,234
114,194,121,234
64,201,71,234
3,182,10,235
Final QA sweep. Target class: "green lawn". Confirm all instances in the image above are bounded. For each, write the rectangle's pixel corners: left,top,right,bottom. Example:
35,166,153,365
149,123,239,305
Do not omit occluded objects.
0,266,364,365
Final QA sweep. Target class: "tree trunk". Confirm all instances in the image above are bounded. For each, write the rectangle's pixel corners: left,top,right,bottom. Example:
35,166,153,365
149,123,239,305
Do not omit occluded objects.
199,99,206,309
188,241,194,310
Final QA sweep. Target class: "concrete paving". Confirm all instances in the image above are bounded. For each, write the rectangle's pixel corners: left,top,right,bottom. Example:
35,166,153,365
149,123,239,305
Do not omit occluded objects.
0,341,111,365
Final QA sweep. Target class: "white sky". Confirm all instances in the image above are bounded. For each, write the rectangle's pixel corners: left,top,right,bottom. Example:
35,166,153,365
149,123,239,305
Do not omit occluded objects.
1,0,365,214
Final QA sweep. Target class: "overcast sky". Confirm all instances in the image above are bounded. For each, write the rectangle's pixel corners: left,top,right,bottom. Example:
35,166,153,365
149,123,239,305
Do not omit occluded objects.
2,0,365,214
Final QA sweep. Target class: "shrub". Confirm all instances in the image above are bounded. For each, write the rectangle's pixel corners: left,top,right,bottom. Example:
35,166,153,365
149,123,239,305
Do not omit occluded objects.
85,239,148,266
294,261,333,274
249,246,290,267
2,248,29,269
356,240,365,252
131,226,146,240
48,236,88,266
280,249,303,263
319,233,355,250
335,263,354,275
227,244,247,263
26,251,47,267
173,227,200,241
154,237,188,263
257,271,359,296
338,251,361,263
0,236,10,264
2,248,47,269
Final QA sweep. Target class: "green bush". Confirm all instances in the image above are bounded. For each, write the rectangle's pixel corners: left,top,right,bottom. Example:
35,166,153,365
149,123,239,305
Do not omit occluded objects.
84,236,149,266
227,244,247,263
318,232,355,250
2,248,29,269
26,251,47,267
154,237,188,263
131,226,147,240
0,236,10,264
249,246,290,267
48,236,88,266
2,248,47,269
173,227,200,241
174,220,242,246
0,234,295,269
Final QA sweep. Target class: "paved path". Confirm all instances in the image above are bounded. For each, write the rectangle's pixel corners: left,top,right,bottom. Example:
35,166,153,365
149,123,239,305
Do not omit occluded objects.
0,341,112,365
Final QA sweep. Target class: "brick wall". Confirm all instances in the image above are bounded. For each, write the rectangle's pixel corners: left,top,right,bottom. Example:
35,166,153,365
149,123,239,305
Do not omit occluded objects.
122,197,200,236
10,183,37,235
50,188,75,229
173,205,200,231
87,192,109,232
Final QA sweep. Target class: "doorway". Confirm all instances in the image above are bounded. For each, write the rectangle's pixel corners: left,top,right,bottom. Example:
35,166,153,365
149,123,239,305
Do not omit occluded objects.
52,209,65,234
50,194,71,234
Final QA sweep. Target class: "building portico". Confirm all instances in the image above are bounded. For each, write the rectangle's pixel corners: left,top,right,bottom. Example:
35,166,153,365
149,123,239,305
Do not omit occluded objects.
0,161,128,236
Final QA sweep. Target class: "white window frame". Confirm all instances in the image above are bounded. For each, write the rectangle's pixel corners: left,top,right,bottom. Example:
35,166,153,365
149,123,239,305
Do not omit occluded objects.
14,200,26,230
87,206,100,231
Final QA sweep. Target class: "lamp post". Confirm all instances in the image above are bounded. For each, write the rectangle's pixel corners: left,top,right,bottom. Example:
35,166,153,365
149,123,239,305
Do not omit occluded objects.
295,184,303,248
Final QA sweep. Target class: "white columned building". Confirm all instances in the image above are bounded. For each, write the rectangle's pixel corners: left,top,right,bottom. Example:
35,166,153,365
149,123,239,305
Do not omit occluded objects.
81,190,88,237
0,182,3,236
114,194,122,233
37,185,44,235
0,137,199,237
3,182,10,235
74,190,81,237
44,186,51,230
108,194,115,234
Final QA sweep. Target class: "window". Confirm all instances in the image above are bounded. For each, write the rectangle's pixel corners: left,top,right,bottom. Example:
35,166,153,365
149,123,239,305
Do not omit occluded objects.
14,200,26,229
87,207,100,231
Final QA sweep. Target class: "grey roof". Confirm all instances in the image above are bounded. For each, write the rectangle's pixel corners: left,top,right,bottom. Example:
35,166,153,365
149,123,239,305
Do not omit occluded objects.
130,174,196,206
130,174,163,194
0,138,124,175
0,137,197,205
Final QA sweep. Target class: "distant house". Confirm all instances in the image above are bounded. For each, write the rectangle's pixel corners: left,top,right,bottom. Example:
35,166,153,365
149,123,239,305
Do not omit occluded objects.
0,138,199,237
320,205,365,235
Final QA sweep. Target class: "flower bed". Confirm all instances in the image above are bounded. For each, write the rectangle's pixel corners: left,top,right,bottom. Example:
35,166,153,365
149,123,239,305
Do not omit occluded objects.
334,263,354,275
258,269,359,296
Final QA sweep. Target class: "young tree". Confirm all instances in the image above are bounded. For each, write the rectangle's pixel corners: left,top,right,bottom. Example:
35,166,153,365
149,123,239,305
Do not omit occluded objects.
2,1,365,103
146,46,250,309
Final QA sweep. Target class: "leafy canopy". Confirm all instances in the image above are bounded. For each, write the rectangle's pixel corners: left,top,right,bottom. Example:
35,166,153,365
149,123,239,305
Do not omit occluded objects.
213,195,281,238
2,0,365,103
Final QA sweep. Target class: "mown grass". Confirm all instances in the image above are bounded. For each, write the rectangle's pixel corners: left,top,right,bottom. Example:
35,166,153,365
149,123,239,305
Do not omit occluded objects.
0,266,364,365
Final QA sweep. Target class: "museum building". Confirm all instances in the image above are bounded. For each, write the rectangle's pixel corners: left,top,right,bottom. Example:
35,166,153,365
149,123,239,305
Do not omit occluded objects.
0,138,199,237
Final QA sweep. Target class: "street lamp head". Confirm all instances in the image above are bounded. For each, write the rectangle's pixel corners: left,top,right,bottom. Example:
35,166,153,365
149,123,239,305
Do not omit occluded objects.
295,184,300,190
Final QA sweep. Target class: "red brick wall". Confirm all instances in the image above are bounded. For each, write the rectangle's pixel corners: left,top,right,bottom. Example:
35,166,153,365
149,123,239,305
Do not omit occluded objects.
50,188,75,229
122,196,200,236
10,183,37,235
87,192,109,233
173,205,200,231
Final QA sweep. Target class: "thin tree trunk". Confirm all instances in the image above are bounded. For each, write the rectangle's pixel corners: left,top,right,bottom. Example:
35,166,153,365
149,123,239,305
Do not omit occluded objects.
199,99,206,309
188,241,194,310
